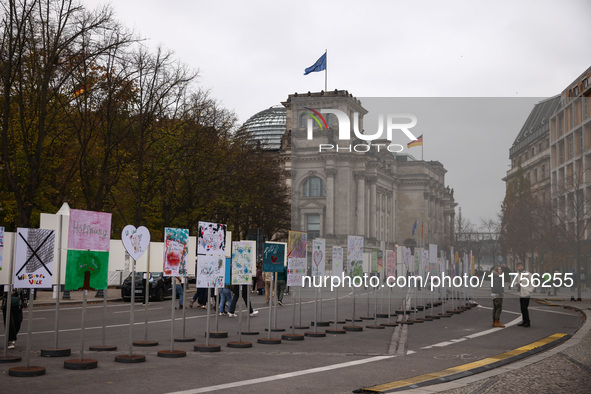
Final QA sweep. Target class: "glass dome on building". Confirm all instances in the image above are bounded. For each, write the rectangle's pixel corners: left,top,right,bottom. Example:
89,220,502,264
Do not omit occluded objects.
242,106,286,151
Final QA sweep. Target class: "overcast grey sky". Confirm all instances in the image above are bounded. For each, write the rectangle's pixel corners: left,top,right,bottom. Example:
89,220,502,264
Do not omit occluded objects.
84,0,591,225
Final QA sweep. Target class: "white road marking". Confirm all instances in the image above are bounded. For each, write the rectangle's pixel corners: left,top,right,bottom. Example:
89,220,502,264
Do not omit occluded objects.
420,316,522,349
165,355,394,394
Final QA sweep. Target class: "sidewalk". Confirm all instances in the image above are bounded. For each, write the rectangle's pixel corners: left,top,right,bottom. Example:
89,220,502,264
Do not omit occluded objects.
30,286,195,306
405,296,591,393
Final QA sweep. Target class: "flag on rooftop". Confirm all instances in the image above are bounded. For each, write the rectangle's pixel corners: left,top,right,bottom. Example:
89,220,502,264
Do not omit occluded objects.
407,134,423,148
304,52,327,75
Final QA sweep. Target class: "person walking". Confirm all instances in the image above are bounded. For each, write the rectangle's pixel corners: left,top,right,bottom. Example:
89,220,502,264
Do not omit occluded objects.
276,266,287,306
190,287,208,309
516,262,535,327
228,284,258,317
255,263,264,295
491,266,505,328
263,271,275,304
1,287,28,349
219,284,233,315
175,277,184,309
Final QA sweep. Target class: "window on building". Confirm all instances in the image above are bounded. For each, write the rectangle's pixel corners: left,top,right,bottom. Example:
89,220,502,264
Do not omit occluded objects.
302,177,326,197
325,113,336,127
299,113,308,128
306,214,320,239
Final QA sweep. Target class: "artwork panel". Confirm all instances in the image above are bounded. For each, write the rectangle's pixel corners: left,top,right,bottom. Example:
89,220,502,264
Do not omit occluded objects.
196,255,225,288
163,228,189,277
262,242,286,272
311,238,325,277
225,258,232,285
14,228,55,288
288,231,307,258
386,250,396,277
68,209,112,251
197,221,227,256
348,260,363,279
347,235,364,261
287,257,307,287
65,250,109,290
121,225,151,261
332,246,343,277
231,241,255,285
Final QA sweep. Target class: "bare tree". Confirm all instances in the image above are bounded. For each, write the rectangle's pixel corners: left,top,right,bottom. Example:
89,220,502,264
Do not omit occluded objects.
548,166,591,300
499,166,536,269
0,0,128,226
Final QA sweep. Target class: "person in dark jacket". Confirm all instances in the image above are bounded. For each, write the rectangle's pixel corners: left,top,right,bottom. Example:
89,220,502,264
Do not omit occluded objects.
1,286,28,349
491,266,505,328
255,263,264,295
228,284,258,317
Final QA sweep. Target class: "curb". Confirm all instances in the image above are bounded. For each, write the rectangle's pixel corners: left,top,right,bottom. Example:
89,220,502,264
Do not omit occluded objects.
354,334,570,393
358,300,591,393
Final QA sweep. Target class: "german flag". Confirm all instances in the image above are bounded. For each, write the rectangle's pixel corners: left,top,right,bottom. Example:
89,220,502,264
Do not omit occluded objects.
407,134,423,148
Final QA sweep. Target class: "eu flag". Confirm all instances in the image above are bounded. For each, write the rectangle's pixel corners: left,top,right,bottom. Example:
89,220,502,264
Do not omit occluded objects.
304,52,327,75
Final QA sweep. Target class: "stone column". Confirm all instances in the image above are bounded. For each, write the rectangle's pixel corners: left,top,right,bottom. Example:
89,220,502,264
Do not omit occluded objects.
369,176,377,240
325,168,336,236
356,173,366,236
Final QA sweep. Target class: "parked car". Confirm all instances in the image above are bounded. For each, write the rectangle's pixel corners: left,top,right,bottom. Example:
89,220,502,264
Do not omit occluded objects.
120,272,172,302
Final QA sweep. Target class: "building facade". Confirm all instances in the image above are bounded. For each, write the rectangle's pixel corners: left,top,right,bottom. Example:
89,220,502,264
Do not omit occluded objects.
549,67,591,245
504,66,591,274
279,90,456,258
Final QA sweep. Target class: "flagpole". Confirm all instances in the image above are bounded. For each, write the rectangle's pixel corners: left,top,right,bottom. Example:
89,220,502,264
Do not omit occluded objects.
324,49,327,92
421,134,424,161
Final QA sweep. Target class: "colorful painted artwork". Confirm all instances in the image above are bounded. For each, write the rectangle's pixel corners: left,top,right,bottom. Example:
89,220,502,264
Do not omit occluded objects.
262,242,286,272
163,227,189,276
403,246,412,270
196,255,225,288
288,231,307,258
311,238,325,277
429,244,438,266
287,257,307,287
14,228,55,289
421,249,429,275
386,250,396,277
121,225,150,261
65,250,109,290
68,209,112,251
371,250,378,273
197,221,227,256
347,235,364,278
232,241,255,285
332,246,343,277
225,258,232,285
347,235,364,261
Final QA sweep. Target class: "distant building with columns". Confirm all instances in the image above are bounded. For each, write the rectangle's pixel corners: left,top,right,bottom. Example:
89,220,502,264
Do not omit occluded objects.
273,90,456,257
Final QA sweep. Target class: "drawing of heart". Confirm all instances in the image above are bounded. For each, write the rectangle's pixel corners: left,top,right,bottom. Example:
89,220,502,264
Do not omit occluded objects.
121,225,151,261
271,255,277,263
313,250,323,267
